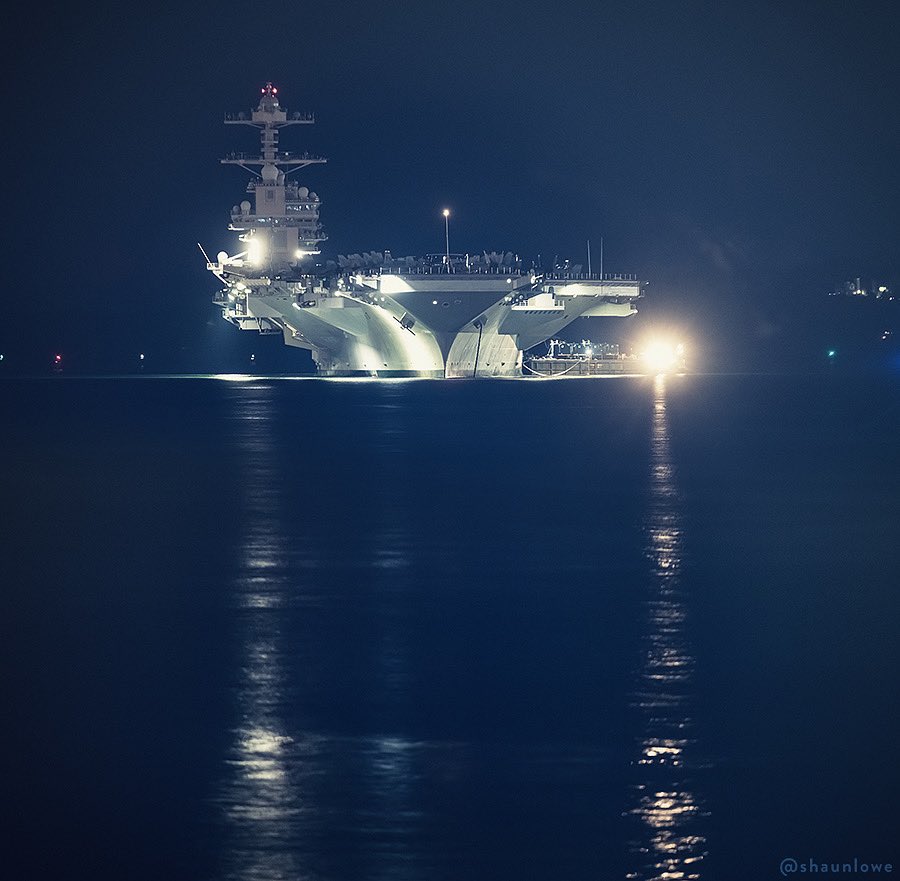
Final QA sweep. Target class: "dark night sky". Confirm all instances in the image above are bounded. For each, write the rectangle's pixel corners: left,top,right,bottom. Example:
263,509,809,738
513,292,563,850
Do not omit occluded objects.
2,0,898,371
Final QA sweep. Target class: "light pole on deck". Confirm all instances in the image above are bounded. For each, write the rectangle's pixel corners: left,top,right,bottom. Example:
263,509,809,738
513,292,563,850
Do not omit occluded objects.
442,208,450,270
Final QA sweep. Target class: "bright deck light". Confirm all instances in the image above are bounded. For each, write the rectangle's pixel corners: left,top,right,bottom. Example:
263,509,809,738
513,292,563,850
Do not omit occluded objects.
247,236,266,266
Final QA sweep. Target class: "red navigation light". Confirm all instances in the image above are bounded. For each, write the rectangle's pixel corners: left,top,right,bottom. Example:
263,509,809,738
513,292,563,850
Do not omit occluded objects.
54,354,62,363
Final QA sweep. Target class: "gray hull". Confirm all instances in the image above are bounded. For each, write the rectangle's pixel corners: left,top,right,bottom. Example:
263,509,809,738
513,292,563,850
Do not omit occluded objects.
215,271,641,377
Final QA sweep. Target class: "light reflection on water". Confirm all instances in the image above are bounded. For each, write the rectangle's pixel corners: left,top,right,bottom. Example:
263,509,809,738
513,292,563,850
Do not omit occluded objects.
627,375,708,881
211,378,711,879
214,384,427,881
214,386,311,881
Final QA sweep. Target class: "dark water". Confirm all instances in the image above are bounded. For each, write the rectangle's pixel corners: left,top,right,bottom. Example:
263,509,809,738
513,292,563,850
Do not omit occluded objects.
2,375,898,880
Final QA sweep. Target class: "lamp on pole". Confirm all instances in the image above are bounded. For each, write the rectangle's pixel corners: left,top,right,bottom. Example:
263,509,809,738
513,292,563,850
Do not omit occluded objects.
442,208,450,269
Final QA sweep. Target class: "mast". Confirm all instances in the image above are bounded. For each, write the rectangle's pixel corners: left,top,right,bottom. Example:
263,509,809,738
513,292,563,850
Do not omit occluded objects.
599,236,604,295
222,83,327,269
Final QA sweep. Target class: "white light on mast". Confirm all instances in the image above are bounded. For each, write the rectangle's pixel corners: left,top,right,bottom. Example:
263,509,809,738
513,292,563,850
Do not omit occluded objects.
247,236,266,266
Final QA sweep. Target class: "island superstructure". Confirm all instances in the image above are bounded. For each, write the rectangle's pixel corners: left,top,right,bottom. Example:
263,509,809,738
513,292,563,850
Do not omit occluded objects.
206,84,643,377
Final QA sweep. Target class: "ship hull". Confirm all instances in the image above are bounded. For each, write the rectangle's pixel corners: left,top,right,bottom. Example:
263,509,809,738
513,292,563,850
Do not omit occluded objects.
214,271,641,377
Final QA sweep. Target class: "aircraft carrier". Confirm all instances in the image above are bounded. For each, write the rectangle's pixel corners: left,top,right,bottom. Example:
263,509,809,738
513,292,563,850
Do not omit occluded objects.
206,84,643,377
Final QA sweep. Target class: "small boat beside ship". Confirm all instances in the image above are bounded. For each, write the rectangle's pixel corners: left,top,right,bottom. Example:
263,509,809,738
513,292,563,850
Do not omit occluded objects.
524,339,686,376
